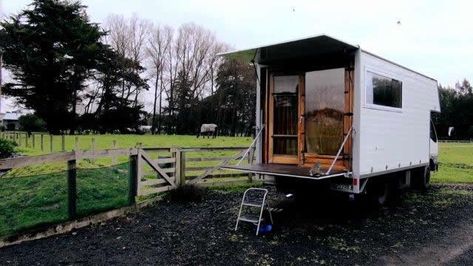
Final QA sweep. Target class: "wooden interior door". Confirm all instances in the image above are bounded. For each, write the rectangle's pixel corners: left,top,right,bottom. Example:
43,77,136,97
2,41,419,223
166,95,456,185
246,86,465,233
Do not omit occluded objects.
267,74,303,164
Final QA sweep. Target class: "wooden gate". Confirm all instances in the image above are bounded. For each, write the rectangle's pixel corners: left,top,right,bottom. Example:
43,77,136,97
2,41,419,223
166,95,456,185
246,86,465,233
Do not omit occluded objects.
135,149,177,197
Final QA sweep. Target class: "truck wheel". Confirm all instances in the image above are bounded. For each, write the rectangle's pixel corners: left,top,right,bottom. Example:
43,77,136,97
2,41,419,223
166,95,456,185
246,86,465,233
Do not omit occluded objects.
369,182,391,206
412,166,430,190
419,166,431,190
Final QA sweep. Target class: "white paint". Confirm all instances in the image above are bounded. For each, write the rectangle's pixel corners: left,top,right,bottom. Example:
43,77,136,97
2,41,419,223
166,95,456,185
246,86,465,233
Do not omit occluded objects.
355,50,439,177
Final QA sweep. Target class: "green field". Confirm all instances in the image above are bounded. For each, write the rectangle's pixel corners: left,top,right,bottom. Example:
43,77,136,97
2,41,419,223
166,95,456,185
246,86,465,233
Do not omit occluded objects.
0,134,252,238
9,133,252,156
0,163,130,238
0,136,471,239
431,142,473,183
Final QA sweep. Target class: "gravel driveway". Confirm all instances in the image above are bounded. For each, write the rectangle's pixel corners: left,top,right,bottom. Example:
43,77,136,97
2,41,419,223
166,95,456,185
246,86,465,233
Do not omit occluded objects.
1,184,473,265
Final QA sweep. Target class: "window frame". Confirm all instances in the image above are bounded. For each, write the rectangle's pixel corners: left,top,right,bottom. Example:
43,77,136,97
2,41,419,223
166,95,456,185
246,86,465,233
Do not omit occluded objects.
364,69,403,112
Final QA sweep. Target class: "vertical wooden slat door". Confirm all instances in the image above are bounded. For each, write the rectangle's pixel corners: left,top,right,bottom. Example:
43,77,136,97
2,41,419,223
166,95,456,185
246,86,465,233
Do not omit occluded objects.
343,67,354,169
268,74,302,164
298,75,306,166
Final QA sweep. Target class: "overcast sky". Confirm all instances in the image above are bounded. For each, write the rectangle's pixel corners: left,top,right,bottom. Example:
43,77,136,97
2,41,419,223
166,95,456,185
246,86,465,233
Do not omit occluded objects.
1,0,472,112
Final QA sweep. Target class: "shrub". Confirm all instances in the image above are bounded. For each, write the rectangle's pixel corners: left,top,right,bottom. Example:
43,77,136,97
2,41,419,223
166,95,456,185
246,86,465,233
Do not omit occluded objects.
18,114,46,132
0,139,18,159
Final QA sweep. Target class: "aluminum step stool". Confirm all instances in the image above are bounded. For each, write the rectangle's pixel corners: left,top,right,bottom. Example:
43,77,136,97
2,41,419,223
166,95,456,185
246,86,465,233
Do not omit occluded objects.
235,188,273,235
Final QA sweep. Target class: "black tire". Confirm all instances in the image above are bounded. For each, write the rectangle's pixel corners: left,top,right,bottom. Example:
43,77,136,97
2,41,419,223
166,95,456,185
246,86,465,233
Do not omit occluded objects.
411,166,430,191
420,166,431,190
368,182,391,206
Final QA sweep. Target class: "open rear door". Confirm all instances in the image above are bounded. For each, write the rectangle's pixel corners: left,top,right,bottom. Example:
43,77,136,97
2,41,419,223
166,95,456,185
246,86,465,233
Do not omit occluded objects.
266,67,353,171
300,67,353,171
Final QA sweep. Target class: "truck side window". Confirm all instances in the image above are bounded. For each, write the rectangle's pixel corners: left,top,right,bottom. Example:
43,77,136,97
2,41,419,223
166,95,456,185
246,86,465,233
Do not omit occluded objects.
366,71,402,108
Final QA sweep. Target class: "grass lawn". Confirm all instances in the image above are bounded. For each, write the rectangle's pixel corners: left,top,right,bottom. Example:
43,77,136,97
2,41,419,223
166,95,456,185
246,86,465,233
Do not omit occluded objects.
0,134,252,239
0,163,130,238
431,142,473,184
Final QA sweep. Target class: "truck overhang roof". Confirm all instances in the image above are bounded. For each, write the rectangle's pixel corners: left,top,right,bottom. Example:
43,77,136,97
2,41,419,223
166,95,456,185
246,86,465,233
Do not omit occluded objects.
219,34,437,82
219,34,359,65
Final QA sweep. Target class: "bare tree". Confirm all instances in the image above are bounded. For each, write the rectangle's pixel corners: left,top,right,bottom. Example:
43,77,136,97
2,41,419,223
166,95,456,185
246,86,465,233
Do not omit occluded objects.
128,15,151,106
104,14,151,104
146,24,173,134
103,14,129,58
104,17,229,133
172,23,227,97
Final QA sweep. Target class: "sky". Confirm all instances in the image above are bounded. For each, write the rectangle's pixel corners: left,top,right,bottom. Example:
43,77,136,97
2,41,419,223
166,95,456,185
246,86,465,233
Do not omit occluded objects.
1,0,472,112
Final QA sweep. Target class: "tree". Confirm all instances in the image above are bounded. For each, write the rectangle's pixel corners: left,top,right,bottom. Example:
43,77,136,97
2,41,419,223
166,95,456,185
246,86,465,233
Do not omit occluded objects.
173,70,199,134
0,0,106,133
90,44,149,133
103,14,150,107
146,24,173,134
161,23,227,134
433,80,473,139
197,57,256,136
18,114,46,133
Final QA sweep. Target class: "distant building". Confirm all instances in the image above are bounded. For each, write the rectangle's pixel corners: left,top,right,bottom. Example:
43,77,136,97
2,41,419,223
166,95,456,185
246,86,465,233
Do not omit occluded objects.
1,111,22,131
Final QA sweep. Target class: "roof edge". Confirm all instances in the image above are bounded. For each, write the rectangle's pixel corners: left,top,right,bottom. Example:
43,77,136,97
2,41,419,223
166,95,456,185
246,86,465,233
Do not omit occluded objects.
218,34,359,58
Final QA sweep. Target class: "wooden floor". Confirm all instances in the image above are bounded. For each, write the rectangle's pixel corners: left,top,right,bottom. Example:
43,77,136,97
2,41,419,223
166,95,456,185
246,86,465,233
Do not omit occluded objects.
223,163,347,179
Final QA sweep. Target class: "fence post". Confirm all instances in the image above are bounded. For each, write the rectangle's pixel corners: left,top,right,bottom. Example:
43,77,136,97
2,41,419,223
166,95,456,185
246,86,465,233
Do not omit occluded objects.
61,134,65,151
91,137,96,162
18,133,22,146
171,148,178,186
67,155,77,219
248,147,254,182
25,133,29,148
50,135,53,153
74,136,79,151
112,140,117,165
136,146,142,195
128,152,139,205
175,149,186,186
32,133,35,149
41,134,44,152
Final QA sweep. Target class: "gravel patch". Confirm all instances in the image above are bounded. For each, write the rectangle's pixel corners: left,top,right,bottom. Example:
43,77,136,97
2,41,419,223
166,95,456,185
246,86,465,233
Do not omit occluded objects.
1,184,473,265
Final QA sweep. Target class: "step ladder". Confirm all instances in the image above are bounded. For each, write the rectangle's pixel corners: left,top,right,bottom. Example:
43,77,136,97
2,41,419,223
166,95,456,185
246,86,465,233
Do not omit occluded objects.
235,188,273,235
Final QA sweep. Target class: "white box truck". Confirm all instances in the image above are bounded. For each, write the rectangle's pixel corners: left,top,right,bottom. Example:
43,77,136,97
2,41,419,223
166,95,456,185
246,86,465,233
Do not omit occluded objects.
222,35,440,204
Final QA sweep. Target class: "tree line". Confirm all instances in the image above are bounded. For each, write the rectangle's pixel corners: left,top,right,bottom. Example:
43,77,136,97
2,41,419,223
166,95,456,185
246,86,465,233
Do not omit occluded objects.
434,79,473,140
0,0,255,136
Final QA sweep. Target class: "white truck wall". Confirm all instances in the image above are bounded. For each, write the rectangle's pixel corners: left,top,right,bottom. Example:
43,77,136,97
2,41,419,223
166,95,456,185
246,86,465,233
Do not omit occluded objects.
352,51,362,179
357,51,440,177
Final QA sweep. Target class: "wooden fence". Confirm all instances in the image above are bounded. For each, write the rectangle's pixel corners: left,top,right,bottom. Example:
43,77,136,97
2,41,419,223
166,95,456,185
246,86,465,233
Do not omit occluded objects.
0,146,255,219
0,131,121,153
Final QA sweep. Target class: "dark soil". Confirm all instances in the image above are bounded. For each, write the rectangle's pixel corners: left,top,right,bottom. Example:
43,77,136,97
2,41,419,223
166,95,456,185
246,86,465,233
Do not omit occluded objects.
1,184,473,265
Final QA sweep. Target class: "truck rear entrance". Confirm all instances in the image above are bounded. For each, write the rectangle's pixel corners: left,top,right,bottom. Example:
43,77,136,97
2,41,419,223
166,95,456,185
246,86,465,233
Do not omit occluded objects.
222,36,357,189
